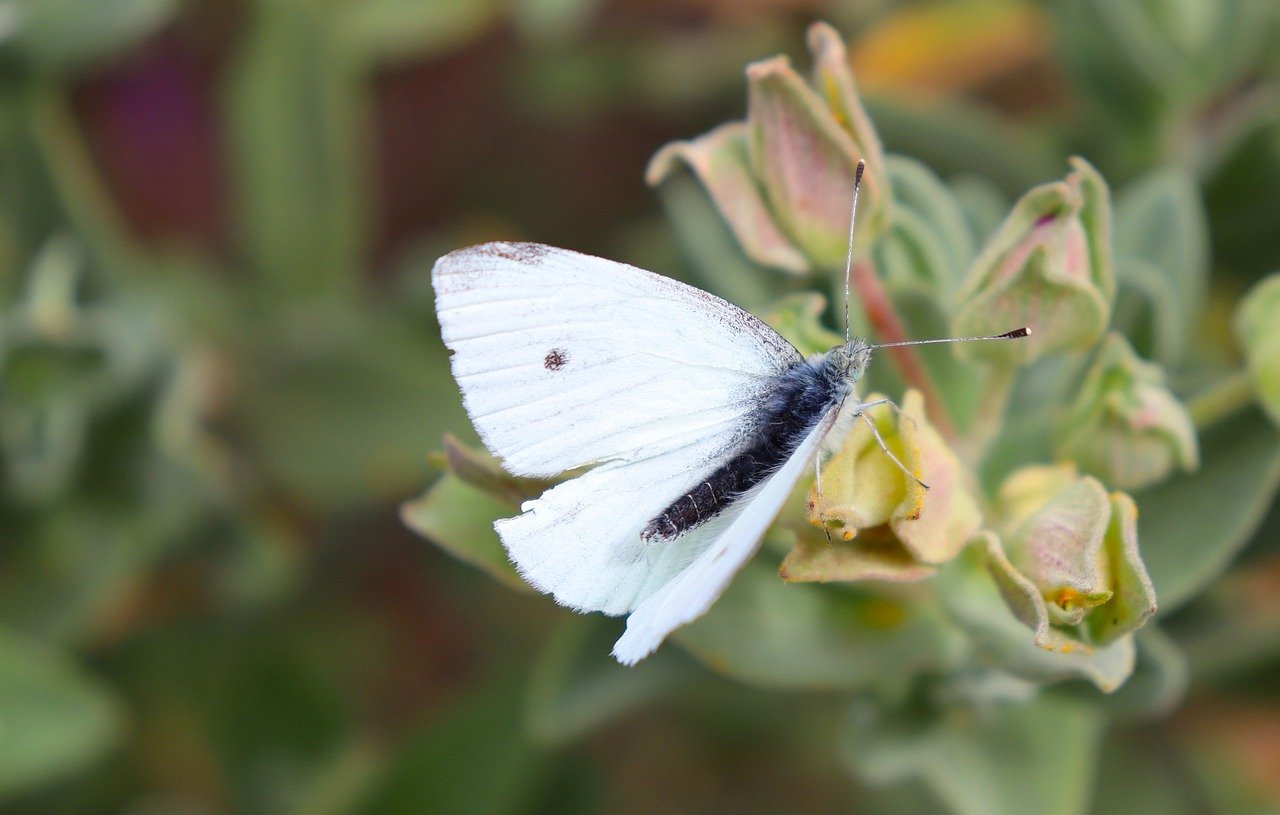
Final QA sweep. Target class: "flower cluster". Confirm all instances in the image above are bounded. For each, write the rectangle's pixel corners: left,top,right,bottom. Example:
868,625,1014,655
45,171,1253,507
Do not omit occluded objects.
643,21,1188,688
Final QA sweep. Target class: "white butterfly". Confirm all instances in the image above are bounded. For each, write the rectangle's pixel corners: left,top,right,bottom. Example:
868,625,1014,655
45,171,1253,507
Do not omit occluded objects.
431,172,1026,665
433,240,878,664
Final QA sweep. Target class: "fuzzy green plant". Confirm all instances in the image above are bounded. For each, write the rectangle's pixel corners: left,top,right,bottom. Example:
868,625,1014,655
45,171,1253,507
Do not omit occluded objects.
406,21,1280,814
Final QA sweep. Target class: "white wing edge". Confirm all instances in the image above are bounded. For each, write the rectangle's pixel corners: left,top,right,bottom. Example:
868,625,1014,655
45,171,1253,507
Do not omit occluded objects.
610,410,836,666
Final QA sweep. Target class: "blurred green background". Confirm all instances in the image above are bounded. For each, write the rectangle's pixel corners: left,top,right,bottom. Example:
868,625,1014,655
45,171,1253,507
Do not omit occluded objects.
2,0,1279,813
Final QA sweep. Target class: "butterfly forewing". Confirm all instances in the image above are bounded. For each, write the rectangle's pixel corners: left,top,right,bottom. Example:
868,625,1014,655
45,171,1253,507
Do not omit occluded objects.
433,243,801,478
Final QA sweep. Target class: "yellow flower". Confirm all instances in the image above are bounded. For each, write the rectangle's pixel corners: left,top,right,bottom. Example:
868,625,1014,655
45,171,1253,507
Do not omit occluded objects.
780,390,980,582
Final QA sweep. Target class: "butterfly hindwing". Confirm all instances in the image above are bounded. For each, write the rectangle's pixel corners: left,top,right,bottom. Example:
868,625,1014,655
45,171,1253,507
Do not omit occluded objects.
611,412,836,664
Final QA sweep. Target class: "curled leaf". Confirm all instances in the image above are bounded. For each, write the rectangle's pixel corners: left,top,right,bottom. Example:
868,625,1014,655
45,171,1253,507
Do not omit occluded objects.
646,123,809,275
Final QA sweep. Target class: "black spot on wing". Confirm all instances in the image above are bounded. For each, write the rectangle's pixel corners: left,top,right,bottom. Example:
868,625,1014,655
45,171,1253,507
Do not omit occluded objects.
544,348,568,371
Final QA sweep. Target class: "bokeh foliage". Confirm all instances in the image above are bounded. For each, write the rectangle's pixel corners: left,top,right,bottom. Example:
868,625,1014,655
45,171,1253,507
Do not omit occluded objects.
2,1,1280,813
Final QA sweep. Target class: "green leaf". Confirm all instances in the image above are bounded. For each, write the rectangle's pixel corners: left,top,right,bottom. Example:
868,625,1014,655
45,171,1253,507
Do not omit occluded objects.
865,97,1058,198
1048,0,1170,134
761,292,842,357
525,616,700,746
510,0,603,42
1113,168,1208,364
883,289,986,435
979,354,1089,491
0,504,190,643
0,628,123,798
4,0,178,72
351,674,545,815
950,174,1009,248
1088,625,1188,720
1092,733,1198,815
875,208,957,301
400,473,527,592
337,0,501,65
841,695,1105,815
674,558,963,690
239,305,466,509
437,434,545,507
1137,408,1280,613
1055,332,1199,491
1057,0,1269,113
653,169,779,312
1235,273,1280,426
224,1,368,296
876,154,976,299
1111,257,1182,366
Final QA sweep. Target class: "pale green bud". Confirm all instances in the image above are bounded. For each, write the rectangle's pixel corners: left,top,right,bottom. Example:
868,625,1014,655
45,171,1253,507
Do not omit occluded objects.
953,158,1114,366
1235,273,1280,426
1056,333,1198,490
984,464,1156,652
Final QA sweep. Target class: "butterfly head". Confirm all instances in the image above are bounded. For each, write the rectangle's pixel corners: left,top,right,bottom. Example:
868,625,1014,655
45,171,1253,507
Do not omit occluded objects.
830,340,872,384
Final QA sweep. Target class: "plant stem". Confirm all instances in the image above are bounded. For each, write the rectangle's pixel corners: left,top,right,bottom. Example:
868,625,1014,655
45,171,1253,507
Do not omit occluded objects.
850,259,957,439
1188,369,1255,430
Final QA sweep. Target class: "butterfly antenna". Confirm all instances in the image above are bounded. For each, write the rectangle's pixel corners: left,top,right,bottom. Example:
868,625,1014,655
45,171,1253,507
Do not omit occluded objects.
843,159,866,346
870,326,1032,350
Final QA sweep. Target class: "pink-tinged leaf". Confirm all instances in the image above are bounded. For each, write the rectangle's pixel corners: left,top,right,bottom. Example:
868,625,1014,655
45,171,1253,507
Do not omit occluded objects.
954,158,1114,366
806,21,891,235
890,391,982,563
647,122,809,274
746,55,863,271
1087,492,1157,645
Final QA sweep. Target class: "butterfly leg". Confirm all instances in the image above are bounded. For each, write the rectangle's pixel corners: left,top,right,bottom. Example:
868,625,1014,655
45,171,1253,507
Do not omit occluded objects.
857,403,930,491
814,454,834,546
860,396,919,432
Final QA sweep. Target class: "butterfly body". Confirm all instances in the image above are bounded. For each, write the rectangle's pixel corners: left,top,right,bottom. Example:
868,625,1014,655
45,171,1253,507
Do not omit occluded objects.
642,342,867,542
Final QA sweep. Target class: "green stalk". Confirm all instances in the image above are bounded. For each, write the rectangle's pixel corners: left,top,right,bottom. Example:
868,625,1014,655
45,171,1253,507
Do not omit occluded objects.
1188,369,1255,430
